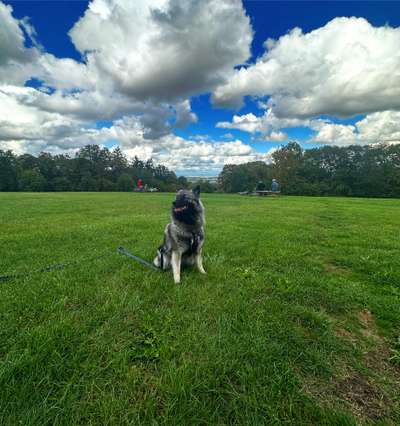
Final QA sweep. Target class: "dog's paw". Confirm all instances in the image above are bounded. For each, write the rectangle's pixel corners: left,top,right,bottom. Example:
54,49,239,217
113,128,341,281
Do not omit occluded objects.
197,265,206,274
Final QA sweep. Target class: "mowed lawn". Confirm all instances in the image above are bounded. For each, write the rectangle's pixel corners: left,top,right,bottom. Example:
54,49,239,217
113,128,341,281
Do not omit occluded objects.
0,193,399,425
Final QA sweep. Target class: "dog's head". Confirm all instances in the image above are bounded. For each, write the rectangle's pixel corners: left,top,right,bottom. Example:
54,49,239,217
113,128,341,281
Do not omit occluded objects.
172,186,203,225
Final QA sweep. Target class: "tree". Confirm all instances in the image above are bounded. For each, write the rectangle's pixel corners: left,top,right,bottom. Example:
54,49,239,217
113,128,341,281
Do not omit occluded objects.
0,150,18,191
52,177,72,192
218,162,272,193
18,153,39,170
218,164,236,192
117,174,133,191
2,143,399,197
37,152,59,190
79,174,98,191
194,179,217,193
110,147,128,181
177,176,189,189
98,178,116,192
217,143,400,197
272,141,305,194
19,169,47,192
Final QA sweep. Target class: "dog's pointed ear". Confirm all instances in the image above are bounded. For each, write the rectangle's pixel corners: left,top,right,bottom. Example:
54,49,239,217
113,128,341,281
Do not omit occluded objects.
193,185,201,199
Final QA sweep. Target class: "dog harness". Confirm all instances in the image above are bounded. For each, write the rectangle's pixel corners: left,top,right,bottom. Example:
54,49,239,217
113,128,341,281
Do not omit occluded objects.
157,231,202,270
189,232,200,254
158,244,167,269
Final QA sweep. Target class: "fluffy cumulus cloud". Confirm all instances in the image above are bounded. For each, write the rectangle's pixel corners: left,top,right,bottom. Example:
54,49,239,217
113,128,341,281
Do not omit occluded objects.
0,2,30,65
356,111,400,144
0,2,39,84
69,0,252,101
213,17,400,119
0,86,80,143
0,0,257,173
217,108,309,135
268,131,287,142
1,1,400,174
217,108,307,140
213,17,400,146
99,117,276,174
0,87,270,173
217,107,400,147
310,121,357,146
98,116,275,173
311,111,400,146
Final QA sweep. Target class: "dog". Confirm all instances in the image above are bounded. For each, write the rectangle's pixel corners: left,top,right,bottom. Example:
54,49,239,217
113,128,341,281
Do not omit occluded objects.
153,186,206,284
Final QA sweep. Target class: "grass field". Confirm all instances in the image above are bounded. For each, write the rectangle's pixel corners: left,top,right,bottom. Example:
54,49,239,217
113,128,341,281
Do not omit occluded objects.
0,193,399,425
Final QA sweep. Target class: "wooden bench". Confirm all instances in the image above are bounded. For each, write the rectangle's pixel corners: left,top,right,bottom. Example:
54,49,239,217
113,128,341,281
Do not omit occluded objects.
238,191,281,196
254,190,281,196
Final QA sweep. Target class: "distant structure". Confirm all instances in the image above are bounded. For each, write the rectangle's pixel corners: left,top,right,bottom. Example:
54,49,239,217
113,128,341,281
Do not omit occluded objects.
187,176,218,184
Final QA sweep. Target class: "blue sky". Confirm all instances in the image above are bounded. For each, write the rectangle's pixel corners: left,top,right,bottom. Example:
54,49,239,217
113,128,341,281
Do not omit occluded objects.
1,1,400,175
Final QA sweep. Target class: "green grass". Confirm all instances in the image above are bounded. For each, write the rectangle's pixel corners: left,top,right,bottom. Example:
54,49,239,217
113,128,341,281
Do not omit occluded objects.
0,193,399,425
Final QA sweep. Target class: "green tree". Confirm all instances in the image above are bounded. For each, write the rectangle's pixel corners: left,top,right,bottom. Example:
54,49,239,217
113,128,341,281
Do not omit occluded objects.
272,141,305,194
110,147,128,181
218,162,272,193
193,179,217,193
117,174,133,191
177,176,189,189
19,169,47,192
51,177,72,192
0,150,18,191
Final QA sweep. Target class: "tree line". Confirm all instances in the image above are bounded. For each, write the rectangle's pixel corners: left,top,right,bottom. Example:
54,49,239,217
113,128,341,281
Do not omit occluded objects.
0,145,188,192
218,142,400,197
1,142,399,196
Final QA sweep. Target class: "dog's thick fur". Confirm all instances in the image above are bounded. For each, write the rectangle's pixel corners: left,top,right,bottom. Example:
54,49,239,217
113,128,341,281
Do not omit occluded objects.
153,186,205,283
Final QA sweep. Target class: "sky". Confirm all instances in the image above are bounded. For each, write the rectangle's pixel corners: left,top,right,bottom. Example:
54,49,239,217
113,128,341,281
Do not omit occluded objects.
1,1,400,176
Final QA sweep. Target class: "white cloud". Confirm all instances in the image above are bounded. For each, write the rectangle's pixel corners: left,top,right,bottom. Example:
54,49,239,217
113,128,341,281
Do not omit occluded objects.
216,108,400,147
356,111,400,144
310,121,357,146
267,131,287,142
213,17,400,119
0,106,272,174
0,2,39,84
2,1,400,175
217,108,306,140
173,100,198,128
98,116,273,173
189,134,211,141
69,0,252,102
217,113,260,133
36,54,95,91
310,111,400,146
0,0,252,148
0,86,86,145
0,2,28,65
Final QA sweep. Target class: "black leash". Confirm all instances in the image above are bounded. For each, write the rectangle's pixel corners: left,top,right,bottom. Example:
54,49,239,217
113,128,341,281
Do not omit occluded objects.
0,244,159,283
0,251,109,283
117,246,161,272
0,263,66,282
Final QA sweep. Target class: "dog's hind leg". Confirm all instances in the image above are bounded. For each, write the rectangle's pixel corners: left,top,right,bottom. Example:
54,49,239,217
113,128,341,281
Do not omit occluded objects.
171,251,182,284
195,251,206,274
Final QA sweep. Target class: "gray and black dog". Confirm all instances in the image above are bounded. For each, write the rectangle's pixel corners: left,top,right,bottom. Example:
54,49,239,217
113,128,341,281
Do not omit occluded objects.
153,186,206,284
